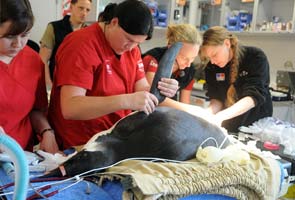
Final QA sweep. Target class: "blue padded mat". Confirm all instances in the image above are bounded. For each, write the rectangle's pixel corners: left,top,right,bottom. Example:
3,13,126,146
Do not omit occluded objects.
0,169,236,200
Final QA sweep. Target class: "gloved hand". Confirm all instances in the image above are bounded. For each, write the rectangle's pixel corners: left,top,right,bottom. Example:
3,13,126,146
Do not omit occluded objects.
36,149,77,171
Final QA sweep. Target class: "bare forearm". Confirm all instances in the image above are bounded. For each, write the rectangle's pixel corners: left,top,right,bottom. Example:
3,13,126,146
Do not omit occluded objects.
61,94,132,120
179,89,191,104
160,98,212,120
44,62,52,86
30,110,52,133
207,99,223,114
160,97,199,112
39,46,52,86
31,110,59,153
215,96,255,121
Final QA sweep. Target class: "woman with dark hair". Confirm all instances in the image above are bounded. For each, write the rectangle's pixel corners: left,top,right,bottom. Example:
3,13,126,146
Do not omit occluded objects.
200,26,272,132
0,0,59,153
48,0,179,150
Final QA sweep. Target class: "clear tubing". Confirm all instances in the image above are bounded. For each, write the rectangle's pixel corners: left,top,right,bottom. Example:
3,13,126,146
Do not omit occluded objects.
0,129,29,200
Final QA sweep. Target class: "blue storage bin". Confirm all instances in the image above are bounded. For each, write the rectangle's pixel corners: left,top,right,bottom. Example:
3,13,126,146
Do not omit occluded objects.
227,15,240,31
238,12,252,31
157,10,167,27
227,12,252,31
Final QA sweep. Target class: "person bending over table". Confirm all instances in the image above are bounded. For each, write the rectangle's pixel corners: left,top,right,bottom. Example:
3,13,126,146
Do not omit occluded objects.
0,0,59,153
142,24,202,104
200,26,273,132
48,0,182,150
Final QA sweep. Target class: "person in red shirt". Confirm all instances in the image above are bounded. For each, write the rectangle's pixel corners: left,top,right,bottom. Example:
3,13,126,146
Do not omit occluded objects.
48,0,182,150
0,0,59,153
142,24,202,104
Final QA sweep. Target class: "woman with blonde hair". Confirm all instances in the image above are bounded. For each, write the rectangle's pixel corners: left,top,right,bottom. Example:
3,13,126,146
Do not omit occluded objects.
142,24,202,104
200,26,272,132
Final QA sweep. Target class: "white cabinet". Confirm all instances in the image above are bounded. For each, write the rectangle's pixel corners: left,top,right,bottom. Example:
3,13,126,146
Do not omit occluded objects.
85,0,295,33
145,0,190,27
145,0,173,27
188,0,254,30
87,0,175,27
254,0,295,32
186,0,295,33
196,1,222,30
221,0,255,31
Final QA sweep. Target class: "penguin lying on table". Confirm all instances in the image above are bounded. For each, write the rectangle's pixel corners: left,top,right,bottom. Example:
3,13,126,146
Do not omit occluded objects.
44,43,230,178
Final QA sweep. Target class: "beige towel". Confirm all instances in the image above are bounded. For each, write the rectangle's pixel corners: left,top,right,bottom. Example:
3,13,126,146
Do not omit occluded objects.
94,152,281,200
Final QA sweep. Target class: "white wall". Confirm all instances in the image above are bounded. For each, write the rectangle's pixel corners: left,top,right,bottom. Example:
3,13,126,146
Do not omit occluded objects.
29,0,60,44
238,33,295,87
29,0,123,43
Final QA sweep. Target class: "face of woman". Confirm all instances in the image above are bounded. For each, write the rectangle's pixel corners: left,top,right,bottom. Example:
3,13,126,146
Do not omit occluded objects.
107,18,147,55
202,39,231,68
175,42,199,70
0,21,29,58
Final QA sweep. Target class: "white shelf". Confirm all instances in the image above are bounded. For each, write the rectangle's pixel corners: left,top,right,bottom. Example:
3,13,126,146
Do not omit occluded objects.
154,26,167,30
233,31,295,36
186,0,295,34
199,30,295,36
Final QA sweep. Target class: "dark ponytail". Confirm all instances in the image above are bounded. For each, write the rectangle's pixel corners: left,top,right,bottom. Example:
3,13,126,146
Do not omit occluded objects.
99,0,153,40
97,3,117,23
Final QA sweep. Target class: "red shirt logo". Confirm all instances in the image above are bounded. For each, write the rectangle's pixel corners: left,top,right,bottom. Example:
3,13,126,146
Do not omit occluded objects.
137,60,144,72
105,60,112,75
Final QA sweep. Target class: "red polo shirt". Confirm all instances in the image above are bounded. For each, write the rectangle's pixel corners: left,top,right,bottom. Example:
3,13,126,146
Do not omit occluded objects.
0,46,47,150
48,23,145,149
